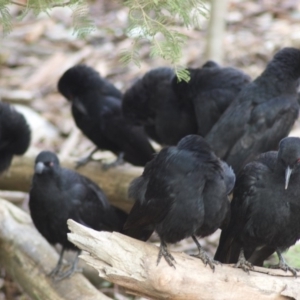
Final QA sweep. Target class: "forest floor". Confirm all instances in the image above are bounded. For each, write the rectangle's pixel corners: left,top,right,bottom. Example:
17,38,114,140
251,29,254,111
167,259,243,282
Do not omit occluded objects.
1,0,300,299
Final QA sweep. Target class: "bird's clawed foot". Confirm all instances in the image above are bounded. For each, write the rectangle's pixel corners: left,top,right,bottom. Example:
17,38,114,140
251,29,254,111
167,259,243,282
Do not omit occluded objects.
191,252,218,271
75,148,99,169
191,235,217,271
48,261,70,278
269,250,299,277
234,249,254,274
48,250,82,281
102,153,125,170
53,265,82,282
157,241,176,268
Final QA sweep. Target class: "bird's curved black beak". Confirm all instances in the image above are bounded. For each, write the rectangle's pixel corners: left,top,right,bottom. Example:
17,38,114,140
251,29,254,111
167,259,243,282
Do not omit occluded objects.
35,162,45,174
285,166,292,190
73,97,87,115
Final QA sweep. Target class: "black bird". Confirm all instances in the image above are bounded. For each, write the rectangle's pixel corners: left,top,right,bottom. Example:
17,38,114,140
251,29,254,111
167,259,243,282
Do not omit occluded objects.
57,65,155,168
123,64,250,146
214,137,300,276
123,135,234,269
172,63,251,137
206,47,300,173
0,102,31,173
122,67,198,145
29,151,128,280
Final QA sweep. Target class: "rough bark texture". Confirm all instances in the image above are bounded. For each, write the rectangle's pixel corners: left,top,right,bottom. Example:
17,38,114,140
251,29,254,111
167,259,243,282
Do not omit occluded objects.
68,219,300,300
0,155,142,211
0,198,111,300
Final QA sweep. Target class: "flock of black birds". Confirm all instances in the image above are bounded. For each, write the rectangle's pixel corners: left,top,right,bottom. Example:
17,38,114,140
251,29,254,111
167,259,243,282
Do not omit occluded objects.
1,47,300,282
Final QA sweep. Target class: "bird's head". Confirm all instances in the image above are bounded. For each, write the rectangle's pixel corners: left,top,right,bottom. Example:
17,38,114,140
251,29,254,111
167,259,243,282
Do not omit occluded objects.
57,64,101,102
277,137,300,189
34,151,60,175
269,47,300,79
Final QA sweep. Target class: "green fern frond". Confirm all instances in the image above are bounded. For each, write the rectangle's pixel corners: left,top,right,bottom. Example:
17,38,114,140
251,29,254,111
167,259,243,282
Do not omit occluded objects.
174,66,190,82
0,0,12,34
123,0,207,82
0,0,206,81
71,0,95,38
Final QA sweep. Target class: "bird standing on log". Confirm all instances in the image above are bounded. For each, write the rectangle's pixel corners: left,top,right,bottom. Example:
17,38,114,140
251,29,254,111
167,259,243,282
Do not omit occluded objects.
215,137,300,277
124,135,234,269
29,151,128,280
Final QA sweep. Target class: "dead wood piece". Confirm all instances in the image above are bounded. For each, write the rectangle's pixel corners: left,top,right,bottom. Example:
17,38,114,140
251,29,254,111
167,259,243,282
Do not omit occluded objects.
0,154,142,211
0,198,111,300
0,88,34,103
68,219,300,300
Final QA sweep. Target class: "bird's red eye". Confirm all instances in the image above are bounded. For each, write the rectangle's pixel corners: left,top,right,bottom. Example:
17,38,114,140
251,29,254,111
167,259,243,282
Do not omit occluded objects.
297,158,300,164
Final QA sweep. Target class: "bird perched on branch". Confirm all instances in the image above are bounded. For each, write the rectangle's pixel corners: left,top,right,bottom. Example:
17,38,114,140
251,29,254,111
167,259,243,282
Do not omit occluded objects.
0,101,31,173
58,65,155,169
29,151,128,281
206,47,300,173
123,135,234,269
214,137,300,277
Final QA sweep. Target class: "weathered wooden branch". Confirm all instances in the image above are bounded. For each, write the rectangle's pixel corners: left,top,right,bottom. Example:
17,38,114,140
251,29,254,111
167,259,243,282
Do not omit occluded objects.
0,198,111,300
68,219,300,300
0,154,143,211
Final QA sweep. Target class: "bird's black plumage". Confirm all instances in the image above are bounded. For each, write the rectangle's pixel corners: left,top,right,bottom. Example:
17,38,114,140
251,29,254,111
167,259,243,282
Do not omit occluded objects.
172,63,251,137
122,67,198,145
0,102,31,173
206,48,300,173
58,65,155,167
214,137,300,276
123,63,250,146
123,135,233,269
29,151,128,280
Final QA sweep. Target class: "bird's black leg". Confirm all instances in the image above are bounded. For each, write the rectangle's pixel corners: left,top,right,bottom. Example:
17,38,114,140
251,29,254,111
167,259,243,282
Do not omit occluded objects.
54,250,82,281
48,247,67,277
234,248,254,273
269,249,299,277
102,152,125,170
191,235,218,271
75,147,99,169
157,240,176,268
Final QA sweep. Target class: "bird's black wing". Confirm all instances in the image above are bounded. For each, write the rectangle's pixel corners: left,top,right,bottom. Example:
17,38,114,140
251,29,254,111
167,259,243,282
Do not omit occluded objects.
214,158,271,263
64,170,125,232
124,147,206,240
101,103,155,165
225,95,299,171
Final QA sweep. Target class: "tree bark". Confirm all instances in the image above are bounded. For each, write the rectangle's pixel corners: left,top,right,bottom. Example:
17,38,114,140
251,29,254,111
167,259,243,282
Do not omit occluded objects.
0,198,111,300
0,154,142,211
204,0,228,64
68,219,300,300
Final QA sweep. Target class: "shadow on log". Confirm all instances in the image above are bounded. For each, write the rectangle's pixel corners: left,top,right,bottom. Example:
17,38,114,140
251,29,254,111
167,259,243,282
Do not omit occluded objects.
0,154,143,211
67,219,300,300
0,198,111,300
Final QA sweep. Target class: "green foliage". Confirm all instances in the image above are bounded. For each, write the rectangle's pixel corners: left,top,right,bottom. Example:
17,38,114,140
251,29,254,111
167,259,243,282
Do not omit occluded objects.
1,0,95,38
0,0,207,81
123,0,207,81
0,0,12,34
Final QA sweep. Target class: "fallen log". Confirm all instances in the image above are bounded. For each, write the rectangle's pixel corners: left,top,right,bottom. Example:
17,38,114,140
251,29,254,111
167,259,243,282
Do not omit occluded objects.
0,154,143,211
67,219,300,300
0,198,111,300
